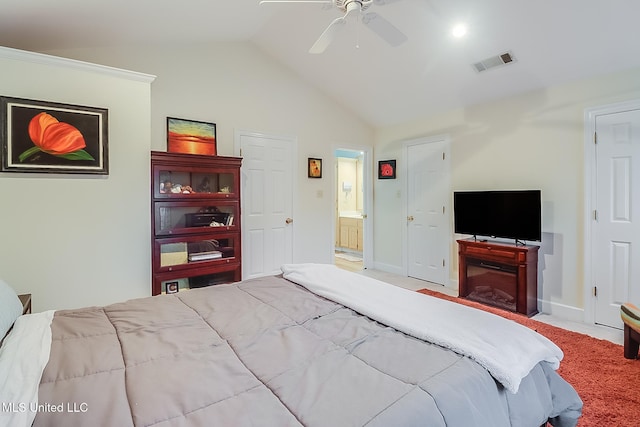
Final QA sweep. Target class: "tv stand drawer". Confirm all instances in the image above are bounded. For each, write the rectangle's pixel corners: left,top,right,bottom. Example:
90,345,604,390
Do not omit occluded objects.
464,245,518,262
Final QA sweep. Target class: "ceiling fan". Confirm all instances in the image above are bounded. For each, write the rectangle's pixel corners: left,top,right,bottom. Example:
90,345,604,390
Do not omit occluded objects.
259,0,407,54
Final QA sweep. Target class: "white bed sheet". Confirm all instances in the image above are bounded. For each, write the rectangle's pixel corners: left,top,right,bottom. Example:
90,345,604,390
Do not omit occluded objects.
0,311,55,427
282,263,563,393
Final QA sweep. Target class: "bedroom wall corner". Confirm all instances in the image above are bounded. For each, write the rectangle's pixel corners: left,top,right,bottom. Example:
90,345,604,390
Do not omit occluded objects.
372,66,640,321
0,46,155,311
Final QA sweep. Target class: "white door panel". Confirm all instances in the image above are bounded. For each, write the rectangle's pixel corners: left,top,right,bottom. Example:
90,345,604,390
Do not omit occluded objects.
594,109,640,328
238,132,295,279
407,139,450,284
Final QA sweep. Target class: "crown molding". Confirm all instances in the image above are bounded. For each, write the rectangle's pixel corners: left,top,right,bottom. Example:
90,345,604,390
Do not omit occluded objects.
0,46,156,83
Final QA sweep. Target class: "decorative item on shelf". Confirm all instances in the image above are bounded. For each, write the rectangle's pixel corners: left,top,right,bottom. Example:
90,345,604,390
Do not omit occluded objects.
0,96,108,174
378,159,396,179
188,250,223,262
197,176,211,192
308,157,322,178
166,281,179,294
167,117,216,156
159,179,172,193
187,239,220,254
185,210,229,227
159,174,197,194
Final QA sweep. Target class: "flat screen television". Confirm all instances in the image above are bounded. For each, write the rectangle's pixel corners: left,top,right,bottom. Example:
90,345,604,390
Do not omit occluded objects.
453,190,542,242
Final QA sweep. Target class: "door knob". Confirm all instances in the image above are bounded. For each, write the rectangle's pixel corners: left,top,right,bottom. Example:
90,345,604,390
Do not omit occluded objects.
407,215,414,221
285,218,293,224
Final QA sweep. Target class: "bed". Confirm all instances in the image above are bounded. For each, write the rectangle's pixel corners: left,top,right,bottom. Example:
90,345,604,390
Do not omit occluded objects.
0,264,582,427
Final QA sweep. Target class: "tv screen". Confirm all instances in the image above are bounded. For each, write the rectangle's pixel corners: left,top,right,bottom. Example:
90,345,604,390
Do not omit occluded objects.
453,190,542,242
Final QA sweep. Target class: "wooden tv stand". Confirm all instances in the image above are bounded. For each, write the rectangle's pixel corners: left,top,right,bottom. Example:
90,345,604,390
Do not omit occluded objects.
457,239,539,317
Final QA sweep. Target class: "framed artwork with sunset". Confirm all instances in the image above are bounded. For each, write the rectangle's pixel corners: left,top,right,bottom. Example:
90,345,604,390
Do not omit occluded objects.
167,117,217,156
0,96,108,174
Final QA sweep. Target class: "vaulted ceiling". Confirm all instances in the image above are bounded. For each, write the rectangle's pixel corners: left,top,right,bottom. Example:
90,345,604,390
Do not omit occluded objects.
1,0,639,127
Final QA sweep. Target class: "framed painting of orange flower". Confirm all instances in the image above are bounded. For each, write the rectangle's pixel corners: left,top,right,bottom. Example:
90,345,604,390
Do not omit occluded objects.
0,96,108,174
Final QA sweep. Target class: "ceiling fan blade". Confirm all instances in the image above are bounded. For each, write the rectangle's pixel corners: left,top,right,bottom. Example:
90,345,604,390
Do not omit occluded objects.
309,16,346,54
372,0,402,5
259,1,332,4
361,11,407,47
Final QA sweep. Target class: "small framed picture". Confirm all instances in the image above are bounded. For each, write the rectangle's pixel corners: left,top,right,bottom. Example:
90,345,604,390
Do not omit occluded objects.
166,281,179,294
378,159,396,179
167,117,216,156
308,157,322,178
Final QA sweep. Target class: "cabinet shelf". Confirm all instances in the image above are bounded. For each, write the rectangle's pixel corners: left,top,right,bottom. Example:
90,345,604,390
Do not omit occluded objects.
151,151,242,295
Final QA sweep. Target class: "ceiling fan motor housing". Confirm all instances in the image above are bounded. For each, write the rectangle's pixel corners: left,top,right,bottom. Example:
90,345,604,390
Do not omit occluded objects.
337,0,372,13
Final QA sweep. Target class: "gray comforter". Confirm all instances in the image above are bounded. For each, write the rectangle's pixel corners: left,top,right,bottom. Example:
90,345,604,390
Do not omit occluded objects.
34,275,582,426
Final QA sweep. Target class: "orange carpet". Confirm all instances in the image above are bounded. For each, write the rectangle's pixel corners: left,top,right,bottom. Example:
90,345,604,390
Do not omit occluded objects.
416,288,640,427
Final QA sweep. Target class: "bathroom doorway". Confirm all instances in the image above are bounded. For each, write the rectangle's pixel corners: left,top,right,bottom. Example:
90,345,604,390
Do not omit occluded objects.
334,148,367,272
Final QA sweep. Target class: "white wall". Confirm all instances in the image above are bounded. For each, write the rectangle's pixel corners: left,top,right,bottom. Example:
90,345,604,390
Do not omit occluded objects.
0,47,154,311
374,67,640,320
40,42,374,277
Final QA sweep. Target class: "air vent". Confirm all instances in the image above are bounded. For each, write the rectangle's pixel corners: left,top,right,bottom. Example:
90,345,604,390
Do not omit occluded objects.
472,51,516,73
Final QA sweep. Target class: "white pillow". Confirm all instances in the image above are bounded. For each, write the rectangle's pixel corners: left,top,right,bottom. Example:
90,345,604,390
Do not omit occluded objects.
0,279,24,339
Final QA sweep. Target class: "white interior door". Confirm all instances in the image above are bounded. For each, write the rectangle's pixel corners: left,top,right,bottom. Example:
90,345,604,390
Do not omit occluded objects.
236,131,295,279
593,108,640,328
406,137,450,285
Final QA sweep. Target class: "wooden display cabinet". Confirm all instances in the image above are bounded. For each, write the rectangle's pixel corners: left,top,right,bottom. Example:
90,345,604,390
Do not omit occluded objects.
457,239,539,317
151,151,242,295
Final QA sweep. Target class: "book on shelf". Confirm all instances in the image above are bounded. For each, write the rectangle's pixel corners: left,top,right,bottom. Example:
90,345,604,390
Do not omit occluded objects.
188,250,223,262
160,242,188,266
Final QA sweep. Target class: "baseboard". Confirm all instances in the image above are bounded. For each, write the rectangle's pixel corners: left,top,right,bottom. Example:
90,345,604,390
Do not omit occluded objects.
371,261,404,276
537,299,584,323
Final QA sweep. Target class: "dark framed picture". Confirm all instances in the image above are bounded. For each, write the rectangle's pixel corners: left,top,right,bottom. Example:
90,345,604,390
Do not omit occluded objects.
308,157,322,178
0,96,108,174
167,117,216,156
378,159,396,179
166,281,179,294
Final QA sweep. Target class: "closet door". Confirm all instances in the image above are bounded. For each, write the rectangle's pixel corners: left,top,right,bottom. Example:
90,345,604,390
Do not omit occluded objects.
406,137,450,285
593,108,640,328
238,131,295,279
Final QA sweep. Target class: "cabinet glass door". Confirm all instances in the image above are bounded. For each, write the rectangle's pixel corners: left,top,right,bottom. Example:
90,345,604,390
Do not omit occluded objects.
153,165,237,198
155,202,237,235
156,234,238,271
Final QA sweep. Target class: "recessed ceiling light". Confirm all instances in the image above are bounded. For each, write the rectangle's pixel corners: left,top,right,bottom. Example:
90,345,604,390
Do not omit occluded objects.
452,23,467,38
